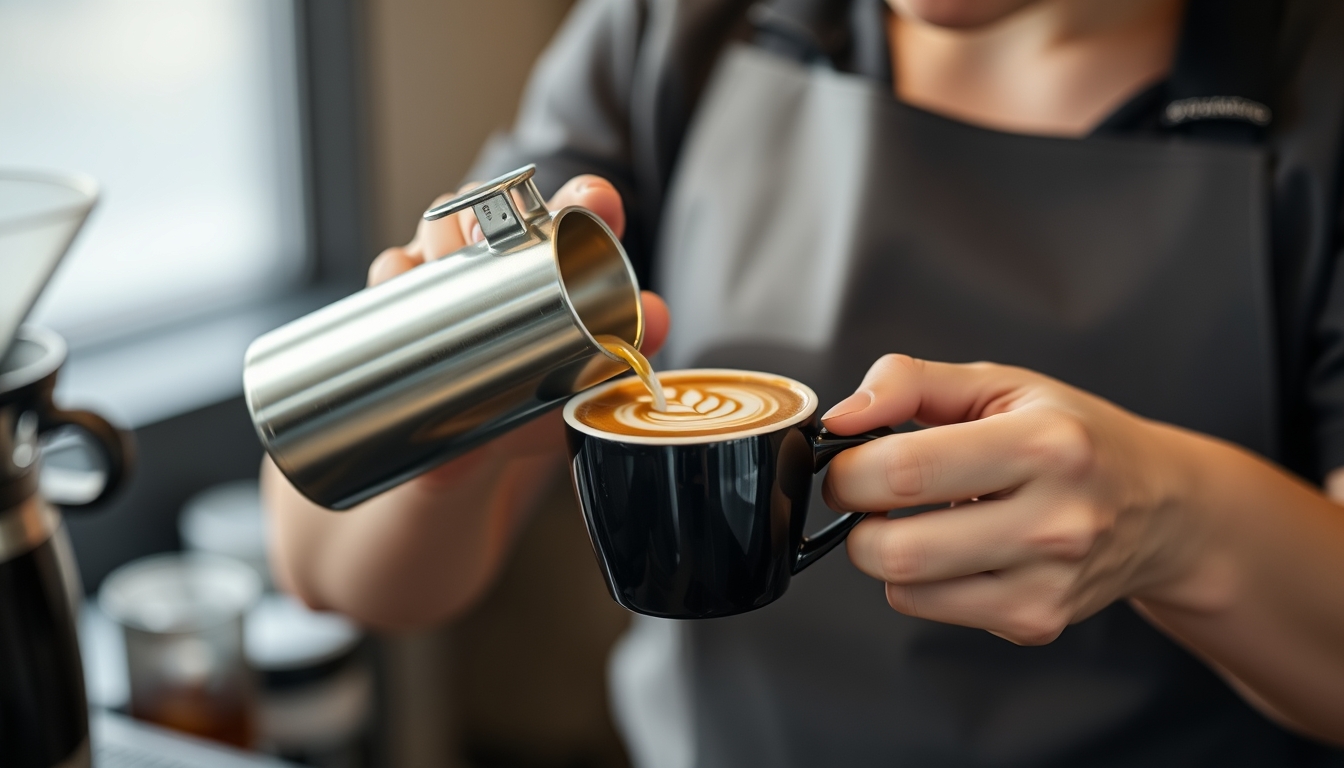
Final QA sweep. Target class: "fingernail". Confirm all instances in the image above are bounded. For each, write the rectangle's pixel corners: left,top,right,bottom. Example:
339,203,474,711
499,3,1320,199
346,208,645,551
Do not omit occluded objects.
822,390,872,421
470,223,484,243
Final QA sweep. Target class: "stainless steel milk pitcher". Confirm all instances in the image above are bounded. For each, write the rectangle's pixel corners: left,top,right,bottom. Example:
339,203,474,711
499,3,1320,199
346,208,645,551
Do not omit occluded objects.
244,166,644,510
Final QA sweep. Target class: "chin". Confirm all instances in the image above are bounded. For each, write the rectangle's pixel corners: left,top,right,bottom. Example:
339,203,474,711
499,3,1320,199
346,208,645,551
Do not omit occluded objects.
887,0,1041,28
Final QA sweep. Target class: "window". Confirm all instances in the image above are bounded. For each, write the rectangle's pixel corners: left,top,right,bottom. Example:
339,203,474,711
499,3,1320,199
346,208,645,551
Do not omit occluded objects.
0,0,307,348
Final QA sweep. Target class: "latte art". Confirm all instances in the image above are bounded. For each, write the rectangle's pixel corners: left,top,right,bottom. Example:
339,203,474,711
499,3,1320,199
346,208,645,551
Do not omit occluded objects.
613,384,777,433
571,371,814,439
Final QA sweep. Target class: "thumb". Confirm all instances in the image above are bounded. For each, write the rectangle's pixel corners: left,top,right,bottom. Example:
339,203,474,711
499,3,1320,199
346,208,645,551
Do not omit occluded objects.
820,355,1037,435
639,291,671,357
549,175,625,240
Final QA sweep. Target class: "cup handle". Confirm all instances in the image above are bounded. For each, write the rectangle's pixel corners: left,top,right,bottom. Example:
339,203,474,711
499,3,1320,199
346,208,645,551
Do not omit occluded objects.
39,406,134,507
793,427,895,574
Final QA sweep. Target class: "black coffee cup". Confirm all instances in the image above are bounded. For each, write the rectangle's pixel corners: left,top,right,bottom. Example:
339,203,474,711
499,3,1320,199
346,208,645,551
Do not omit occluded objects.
563,369,886,619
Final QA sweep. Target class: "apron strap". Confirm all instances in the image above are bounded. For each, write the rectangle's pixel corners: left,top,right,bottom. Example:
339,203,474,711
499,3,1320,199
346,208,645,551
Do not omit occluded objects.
747,0,890,80
746,0,852,66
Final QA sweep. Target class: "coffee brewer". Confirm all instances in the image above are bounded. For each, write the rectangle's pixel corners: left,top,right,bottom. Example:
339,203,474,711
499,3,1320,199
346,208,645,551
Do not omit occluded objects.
1,328,131,768
1,171,131,768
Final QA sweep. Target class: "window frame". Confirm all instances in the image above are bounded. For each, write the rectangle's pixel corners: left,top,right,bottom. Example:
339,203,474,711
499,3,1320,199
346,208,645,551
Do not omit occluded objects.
62,0,374,592
295,0,374,292
55,0,373,432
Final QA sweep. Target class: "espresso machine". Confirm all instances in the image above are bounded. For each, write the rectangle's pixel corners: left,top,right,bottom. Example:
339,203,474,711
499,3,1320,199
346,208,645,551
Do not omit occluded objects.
0,171,132,768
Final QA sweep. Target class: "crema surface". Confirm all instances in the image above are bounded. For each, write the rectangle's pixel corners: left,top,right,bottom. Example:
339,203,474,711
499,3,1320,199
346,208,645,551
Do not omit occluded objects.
573,371,811,438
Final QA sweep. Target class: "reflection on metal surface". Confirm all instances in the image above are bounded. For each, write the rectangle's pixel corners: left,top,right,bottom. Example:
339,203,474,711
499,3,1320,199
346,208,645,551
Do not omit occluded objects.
0,494,56,564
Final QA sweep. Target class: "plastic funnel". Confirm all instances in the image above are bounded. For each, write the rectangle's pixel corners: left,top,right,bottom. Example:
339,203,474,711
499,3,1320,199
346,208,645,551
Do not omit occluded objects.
0,170,98,361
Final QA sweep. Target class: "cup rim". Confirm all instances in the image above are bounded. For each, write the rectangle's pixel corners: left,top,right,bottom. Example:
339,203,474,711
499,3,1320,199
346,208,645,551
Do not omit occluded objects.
0,326,66,396
0,169,99,234
563,368,818,446
98,551,263,635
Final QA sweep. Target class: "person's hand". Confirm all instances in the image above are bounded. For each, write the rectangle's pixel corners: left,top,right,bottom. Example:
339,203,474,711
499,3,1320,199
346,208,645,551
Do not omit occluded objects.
367,174,670,350
265,176,673,627
822,354,1206,645
363,175,670,489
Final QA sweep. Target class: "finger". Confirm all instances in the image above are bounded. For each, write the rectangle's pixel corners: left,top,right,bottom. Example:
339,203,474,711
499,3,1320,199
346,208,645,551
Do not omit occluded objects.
368,247,421,287
640,291,671,357
418,411,567,490
548,175,625,239
823,408,1047,512
453,181,483,246
821,355,1041,436
445,175,626,252
416,438,494,489
883,568,1072,646
845,498,1045,584
414,188,471,262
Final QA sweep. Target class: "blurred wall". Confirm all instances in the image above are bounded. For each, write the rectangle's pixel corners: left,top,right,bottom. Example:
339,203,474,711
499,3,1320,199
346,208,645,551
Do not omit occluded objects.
365,0,576,249
361,3,633,768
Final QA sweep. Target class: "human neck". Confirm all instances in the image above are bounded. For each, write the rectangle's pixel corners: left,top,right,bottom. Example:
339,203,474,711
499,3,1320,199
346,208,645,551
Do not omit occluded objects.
888,0,1187,137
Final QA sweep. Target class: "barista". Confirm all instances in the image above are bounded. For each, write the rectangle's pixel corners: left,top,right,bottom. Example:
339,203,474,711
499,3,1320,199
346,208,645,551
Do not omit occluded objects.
265,0,1344,763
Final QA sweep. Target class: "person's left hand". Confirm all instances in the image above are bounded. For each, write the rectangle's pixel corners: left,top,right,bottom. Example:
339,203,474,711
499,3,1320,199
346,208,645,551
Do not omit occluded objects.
822,354,1207,645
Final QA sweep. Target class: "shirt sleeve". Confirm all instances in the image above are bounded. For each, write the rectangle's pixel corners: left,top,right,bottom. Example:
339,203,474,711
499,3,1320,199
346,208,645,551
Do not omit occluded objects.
467,0,656,284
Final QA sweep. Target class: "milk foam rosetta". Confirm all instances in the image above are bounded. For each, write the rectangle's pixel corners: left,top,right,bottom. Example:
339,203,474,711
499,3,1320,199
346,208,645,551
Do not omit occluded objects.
573,372,812,438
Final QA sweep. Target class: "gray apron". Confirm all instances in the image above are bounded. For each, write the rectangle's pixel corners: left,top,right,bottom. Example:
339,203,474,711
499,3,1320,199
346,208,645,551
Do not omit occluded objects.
615,42,1326,768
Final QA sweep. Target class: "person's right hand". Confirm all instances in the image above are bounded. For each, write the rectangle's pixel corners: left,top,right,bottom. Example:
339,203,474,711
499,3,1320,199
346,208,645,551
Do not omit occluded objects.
264,176,672,628
366,174,671,487
368,173,670,343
